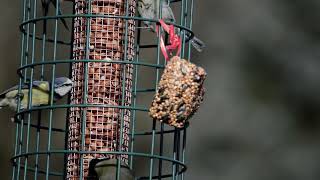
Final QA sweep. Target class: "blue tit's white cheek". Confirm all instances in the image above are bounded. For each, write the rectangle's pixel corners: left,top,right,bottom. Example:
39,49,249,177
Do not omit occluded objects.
55,85,72,97
9,98,18,110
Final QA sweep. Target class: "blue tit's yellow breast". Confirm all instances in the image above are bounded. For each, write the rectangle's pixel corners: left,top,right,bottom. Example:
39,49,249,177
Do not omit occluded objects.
21,89,49,108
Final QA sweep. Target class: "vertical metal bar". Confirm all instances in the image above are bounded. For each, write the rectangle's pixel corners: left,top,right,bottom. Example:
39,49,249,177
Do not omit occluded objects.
158,123,164,180
172,128,178,180
12,122,20,180
158,2,169,178
63,3,76,179
12,0,28,178
12,123,20,180
175,130,181,179
79,0,92,179
180,0,188,58
16,115,25,180
181,128,187,180
34,111,41,180
149,0,164,178
45,0,60,179
17,0,32,177
180,0,193,177
23,0,31,81
179,0,185,58
40,6,47,80
117,0,131,179
187,0,194,60
149,120,156,180
129,20,142,170
34,0,51,176
17,114,25,180
23,0,37,178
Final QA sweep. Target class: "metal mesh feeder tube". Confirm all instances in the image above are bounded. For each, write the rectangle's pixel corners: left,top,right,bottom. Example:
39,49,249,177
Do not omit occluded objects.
67,0,136,179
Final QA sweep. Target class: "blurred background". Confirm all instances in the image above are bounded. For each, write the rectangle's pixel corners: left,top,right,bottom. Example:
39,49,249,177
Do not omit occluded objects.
1,0,320,179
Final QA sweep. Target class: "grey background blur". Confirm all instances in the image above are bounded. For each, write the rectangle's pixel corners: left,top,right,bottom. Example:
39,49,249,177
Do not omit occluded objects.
1,0,320,179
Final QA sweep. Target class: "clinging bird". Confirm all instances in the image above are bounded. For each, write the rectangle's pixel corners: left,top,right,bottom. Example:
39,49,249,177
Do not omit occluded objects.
0,77,73,111
88,158,135,180
137,0,206,52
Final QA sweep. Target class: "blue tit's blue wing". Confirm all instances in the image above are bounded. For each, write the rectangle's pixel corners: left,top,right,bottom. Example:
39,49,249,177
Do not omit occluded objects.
32,81,50,92
50,0,69,30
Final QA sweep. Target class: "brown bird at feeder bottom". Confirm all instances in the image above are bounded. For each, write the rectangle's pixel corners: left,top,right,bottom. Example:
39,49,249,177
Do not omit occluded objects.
88,158,135,180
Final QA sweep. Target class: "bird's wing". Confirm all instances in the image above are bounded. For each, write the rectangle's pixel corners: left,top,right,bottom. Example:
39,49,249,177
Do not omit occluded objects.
41,0,50,33
162,2,176,22
41,0,50,16
32,81,50,92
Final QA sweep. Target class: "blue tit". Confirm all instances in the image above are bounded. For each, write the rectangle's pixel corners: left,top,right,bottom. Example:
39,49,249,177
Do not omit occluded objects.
41,0,72,31
137,0,206,52
88,158,135,180
0,77,73,111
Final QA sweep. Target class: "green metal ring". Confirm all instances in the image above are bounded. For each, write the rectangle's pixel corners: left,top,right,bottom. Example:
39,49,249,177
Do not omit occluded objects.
138,172,184,180
131,125,188,136
19,15,195,42
14,104,148,118
11,150,187,172
15,164,185,179
17,59,165,79
22,31,181,48
18,120,187,136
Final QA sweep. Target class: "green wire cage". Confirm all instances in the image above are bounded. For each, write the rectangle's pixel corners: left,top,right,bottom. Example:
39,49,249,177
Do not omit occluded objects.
11,0,197,179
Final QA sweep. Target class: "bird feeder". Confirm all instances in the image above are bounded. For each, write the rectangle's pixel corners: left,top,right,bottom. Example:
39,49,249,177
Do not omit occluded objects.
11,0,201,179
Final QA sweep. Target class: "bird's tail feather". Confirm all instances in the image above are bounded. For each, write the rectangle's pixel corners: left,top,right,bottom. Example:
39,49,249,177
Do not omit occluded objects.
58,9,69,30
42,5,49,34
191,36,206,52
51,0,69,30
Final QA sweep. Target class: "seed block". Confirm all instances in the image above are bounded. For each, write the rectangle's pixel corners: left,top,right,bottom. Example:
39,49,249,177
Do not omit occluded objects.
149,56,206,128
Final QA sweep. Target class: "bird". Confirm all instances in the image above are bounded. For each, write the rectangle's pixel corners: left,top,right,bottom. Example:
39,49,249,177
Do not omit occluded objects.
41,0,71,32
137,0,206,52
0,77,73,111
88,158,135,180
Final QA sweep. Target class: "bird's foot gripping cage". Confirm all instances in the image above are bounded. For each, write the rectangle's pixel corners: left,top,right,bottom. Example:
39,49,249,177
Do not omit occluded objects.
12,0,198,179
